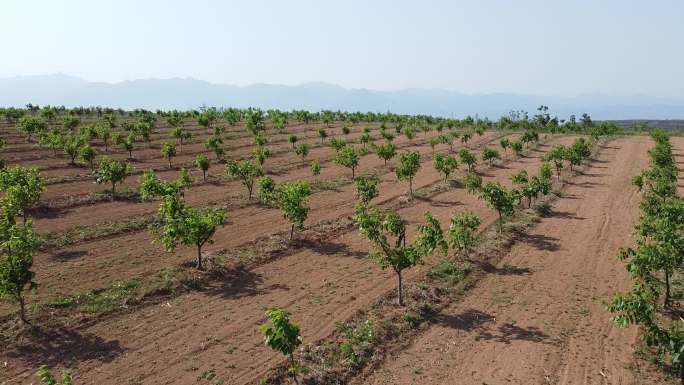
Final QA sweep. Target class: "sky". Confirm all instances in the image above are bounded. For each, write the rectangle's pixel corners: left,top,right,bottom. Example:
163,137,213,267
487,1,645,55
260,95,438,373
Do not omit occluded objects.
2,0,683,99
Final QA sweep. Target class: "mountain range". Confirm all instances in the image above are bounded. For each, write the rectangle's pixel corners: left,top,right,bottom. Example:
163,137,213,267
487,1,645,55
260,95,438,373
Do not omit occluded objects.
1,74,683,120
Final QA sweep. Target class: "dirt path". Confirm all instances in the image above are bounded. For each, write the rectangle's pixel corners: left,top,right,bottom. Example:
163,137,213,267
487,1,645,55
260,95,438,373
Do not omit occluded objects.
359,136,650,385
1,136,572,384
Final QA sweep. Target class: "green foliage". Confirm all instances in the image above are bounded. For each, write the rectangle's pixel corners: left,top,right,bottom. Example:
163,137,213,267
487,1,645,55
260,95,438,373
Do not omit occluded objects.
458,148,477,172
194,154,210,181
253,145,271,167
355,175,379,207
79,144,97,169
16,116,46,142
0,166,45,221
288,134,298,148
61,133,85,165
354,207,446,305
94,157,132,199
225,159,263,200
479,182,517,232
318,128,328,143
510,140,523,156
463,173,483,194
160,142,177,168
205,135,224,160
334,146,360,178
310,159,321,177
36,365,72,385
375,142,396,167
0,220,39,323
543,144,567,180
329,137,347,152
447,211,481,258
395,150,421,196
481,146,501,165
277,182,311,240
260,308,303,381
433,153,458,182
171,127,192,151
294,142,310,162
155,194,225,269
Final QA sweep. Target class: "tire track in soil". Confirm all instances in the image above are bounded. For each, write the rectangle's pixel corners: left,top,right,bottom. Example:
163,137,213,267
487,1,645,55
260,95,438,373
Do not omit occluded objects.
358,136,651,385
1,136,574,384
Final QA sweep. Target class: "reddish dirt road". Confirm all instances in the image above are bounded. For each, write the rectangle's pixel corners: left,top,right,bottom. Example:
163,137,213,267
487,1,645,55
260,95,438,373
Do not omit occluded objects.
358,136,651,385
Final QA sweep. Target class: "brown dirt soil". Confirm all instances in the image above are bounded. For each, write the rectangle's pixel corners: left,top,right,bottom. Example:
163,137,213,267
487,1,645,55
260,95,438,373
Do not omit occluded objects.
356,137,651,385
0,135,571,384
17,132,510,305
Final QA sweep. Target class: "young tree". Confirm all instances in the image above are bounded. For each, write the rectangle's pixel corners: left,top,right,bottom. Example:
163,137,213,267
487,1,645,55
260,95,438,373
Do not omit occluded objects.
310,159,321,178
376,142,396,167
395,151,421,196
161,142,177,168
0,166,44,225
447,211,481,259
96,124,112,152
62,134,84,165
481,146,501,166
16,116,46,142
355,175,379,207
253,145,271,168
278,182,311,240
334,146,360,178
288,134,298,149
171,127,192,152
433,153,458,182
329,137,347,152
260,308,303,384
463,173,483,194
205,135,224,160
458,148,477,173
194,154,210,182
479,182,517,233
318,128,328,144
294,142,310,163
460,132,472,148
121,133,135,159
544,144,567,180
79,144,97,170
94,157,132,200
41,129,63,156
510,140,523,157
354,208,446,305
360,131,372,148
157,196,226,270
500,137,511,154
0,221,39,324
225,159,263,200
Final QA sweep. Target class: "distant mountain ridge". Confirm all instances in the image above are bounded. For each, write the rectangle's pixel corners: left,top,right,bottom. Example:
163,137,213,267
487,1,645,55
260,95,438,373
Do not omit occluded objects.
1,73,684,120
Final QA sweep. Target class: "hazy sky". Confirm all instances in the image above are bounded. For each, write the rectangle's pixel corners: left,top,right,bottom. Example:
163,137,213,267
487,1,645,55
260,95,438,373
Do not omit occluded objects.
2,0,683,98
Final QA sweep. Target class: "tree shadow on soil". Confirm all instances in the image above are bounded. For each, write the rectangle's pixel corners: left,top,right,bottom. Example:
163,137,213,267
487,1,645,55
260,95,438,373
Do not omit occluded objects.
476,322,551,344
413,195,463,208
50,250,88,261
434,309,494,331
201,265,269,299
299,239,367,259
518,233,561,252
4,326,124,369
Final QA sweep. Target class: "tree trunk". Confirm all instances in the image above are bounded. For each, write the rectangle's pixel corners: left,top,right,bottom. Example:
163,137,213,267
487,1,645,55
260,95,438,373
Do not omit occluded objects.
352,167,355,179
111,182,116,201
409,178,413,197
497,210,503,233
168,158,172,169
290,224,295,240
196,244,203,270
396,270,404,306
203,170,207,181
665,269,671,308
18,295,30,325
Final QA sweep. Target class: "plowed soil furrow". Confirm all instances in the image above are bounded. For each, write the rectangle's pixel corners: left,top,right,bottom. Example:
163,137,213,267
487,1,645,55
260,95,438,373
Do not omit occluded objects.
0,136,575,385
358,137,650,385
33,129,466,233
23,132,506,303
